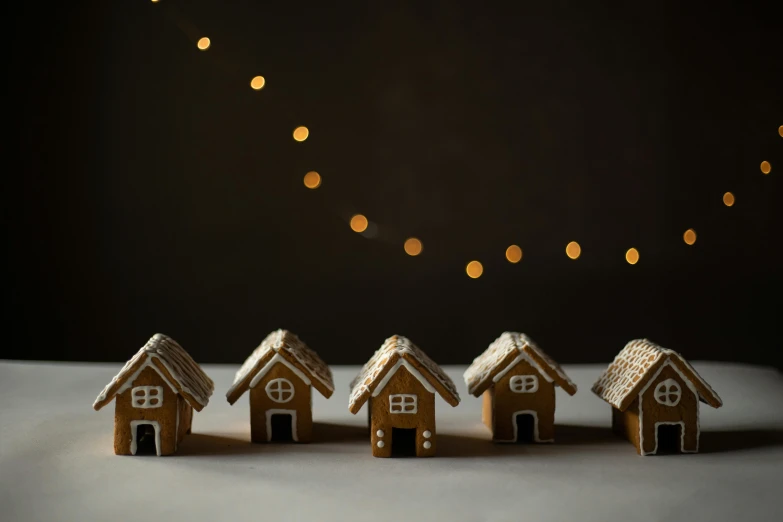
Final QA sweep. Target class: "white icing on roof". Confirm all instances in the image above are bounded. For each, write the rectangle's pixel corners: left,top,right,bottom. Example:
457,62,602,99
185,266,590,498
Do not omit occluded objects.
463,332,577,396
348,335,460,413
591,338,723,410
93,333,214,410
226,329,334,402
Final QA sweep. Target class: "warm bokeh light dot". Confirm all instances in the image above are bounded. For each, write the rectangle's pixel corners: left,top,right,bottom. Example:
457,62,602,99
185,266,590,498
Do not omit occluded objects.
404,238,423,256
683,229,697,245
303,171,321,189
466,261,483,279
760,161,771,175
723,192,735,207
197,37,210,50
349,214,368,233
779,125,783,138
565,241,581,260
250,76,266,90
293,126,309,142
626,248,640,265
505,245,522,263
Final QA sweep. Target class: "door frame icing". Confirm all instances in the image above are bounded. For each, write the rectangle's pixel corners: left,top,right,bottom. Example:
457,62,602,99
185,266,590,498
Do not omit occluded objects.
265,409,298,442
130,420,162,456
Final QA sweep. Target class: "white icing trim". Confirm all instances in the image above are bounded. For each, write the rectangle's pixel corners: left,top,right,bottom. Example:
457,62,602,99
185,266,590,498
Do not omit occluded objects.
638,360,699,455
495,410,552,443
509,375,539,393
423,430,431,438
371,359,436,396
130,420,161,456
423,441,432,449
377,440,385,448
493,353,554,385
265,409,298,442
249,354,312,389
389,394,418,414
376,430,384,437
116,359,177,399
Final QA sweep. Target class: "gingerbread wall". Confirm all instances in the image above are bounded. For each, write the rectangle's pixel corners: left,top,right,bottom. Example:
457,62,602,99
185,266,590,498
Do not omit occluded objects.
369,365,436,457
489,359,556,442
113,365,180,455
249,362,312,443
612,397,641,451
638,362,699,454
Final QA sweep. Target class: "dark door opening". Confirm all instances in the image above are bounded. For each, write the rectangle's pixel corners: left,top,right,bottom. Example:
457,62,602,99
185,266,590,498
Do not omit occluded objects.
270,414,294,442
515,414,535,443
135,424,157,455
391,428,417,457
656,424,682,454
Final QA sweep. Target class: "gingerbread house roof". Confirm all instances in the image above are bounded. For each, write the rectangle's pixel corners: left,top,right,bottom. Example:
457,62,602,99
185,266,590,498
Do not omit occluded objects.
463,332,577,397
226,329,334,404
348,335,460,414
591,338,723,411
93,333,214,412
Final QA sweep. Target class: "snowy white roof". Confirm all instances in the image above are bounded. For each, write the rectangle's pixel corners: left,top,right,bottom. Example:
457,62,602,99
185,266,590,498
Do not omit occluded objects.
226,329,334,404
348,335,460,414
592,338,723,411
463,332,577,397
93,333,214,411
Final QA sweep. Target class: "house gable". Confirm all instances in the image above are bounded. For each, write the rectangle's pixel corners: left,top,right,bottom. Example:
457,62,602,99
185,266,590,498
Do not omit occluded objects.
249,361,312,413
592,339,722,412
371,357,435,397
226,330,334,405
369,365,435,427
464,332,576,397
93,334,214,412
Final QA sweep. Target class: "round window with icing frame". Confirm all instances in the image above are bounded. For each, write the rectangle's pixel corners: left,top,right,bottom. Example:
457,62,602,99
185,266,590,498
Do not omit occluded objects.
654,378,681,406
265,378,295,403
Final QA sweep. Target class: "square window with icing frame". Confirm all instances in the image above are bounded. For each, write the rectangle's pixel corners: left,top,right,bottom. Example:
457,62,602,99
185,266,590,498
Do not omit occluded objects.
132,386,163,408
389,394,417,414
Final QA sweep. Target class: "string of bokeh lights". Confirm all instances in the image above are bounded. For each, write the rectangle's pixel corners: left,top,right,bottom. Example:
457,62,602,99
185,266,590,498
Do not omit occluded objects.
156,1,779,279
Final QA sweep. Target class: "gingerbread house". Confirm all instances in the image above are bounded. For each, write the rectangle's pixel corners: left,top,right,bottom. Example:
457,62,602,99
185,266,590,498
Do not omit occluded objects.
464,332,577,443
225,330,334,443
592,339,723,455
348,335,460,457
93,333,214,456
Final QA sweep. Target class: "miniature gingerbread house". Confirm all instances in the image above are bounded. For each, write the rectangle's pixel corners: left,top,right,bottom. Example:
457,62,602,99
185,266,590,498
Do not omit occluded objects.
93,333,214,456
225,330,334,443
592,339,723,455
348,335,460,457
464,332,577,443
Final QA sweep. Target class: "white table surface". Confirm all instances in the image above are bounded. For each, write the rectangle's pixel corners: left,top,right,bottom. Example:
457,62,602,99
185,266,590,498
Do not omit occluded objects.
1,361,782,522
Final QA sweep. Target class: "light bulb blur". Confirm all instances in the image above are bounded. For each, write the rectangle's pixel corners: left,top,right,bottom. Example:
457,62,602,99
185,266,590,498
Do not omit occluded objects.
303,171,321,189
197,37,210,50
566,241,581,260
293,126,309,142
349,214,368,233
505,245,522,263
625,248,640,265
723,192,735,207
683,229,697,245
404,238,423,256
250,76,266,90
466,261,483,279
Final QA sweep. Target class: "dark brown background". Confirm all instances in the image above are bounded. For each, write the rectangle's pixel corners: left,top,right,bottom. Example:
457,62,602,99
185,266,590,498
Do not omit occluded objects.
6,0,782,368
